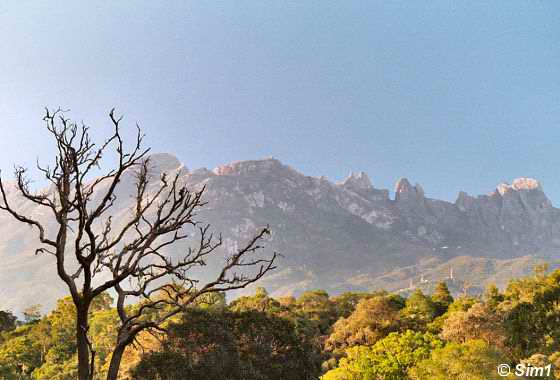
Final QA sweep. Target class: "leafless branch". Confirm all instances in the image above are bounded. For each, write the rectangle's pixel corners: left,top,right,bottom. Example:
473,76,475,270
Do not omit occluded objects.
0,108,276,380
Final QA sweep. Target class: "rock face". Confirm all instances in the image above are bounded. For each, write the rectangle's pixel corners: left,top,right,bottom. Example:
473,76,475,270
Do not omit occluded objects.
0,155,559,312
340,172,373,192
395,178,424,202
451,179,558,255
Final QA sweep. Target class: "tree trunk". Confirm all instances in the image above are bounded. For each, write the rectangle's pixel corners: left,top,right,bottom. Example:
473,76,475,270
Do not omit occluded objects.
106,342,127,380
76,305,91,380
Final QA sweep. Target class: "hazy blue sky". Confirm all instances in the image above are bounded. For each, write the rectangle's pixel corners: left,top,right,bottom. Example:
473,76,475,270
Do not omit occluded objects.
1,2,559,202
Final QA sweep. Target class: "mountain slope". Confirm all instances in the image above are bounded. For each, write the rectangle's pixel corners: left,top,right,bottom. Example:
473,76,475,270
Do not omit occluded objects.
1,154,559,312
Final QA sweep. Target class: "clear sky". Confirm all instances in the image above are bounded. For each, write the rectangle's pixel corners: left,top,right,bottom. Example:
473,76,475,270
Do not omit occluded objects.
0,2,559,202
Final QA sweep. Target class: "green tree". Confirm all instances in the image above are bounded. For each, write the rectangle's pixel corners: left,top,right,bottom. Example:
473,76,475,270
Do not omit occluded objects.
296,290,338,334
0,293,117,380
409,340,509,380
0,310,17,334
431,282,453,316
441,303,508,353
229,288,321,346
131,308,321,380
230,287,286,315
427,295,478,333
325,295,403,354
331,292,378,319
501,269,560,358
0,320,50,379
400,289,437,331
483,284,504,310
322,330,442,380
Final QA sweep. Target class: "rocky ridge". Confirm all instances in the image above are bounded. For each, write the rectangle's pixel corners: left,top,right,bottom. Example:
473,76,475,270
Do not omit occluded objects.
0,154,559,312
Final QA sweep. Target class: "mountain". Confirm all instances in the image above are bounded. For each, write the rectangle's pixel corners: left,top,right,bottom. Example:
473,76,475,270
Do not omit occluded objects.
1,154,559,313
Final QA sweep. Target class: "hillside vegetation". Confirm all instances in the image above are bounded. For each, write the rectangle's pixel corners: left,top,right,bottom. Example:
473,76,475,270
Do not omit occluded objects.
1,265,560,379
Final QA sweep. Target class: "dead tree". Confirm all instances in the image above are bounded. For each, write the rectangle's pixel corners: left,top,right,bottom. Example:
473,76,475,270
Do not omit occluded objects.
0,109,276,380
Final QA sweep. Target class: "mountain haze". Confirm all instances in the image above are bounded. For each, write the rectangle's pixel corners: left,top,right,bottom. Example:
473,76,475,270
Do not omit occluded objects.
1,154,559,312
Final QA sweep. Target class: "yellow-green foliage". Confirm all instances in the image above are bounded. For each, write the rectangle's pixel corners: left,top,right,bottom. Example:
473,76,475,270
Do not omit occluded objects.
3,267,560,379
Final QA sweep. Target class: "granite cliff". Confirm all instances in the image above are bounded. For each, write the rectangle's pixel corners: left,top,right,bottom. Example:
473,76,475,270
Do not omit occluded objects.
1,154,559,312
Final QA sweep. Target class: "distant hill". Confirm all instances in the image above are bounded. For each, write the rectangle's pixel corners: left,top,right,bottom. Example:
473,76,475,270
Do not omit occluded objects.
1,153,560,313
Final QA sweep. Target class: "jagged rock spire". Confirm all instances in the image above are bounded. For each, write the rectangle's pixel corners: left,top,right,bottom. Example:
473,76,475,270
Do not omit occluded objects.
395,178,425,202
496,178,542,196
340,171,373,191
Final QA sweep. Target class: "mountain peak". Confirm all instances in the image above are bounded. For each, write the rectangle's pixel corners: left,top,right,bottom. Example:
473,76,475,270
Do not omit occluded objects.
395,178,425,202
455,191,474,211
340,171,373,191
213,157,285,176
512,178,541,191
2,154,560,313
146,153,184,174
496,178,542,196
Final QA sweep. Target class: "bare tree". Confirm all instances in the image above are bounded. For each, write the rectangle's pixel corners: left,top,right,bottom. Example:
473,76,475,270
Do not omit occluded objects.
0,109,277,380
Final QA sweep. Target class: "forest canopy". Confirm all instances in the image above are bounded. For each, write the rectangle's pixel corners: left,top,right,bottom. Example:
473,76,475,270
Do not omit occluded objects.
2,267,560,379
